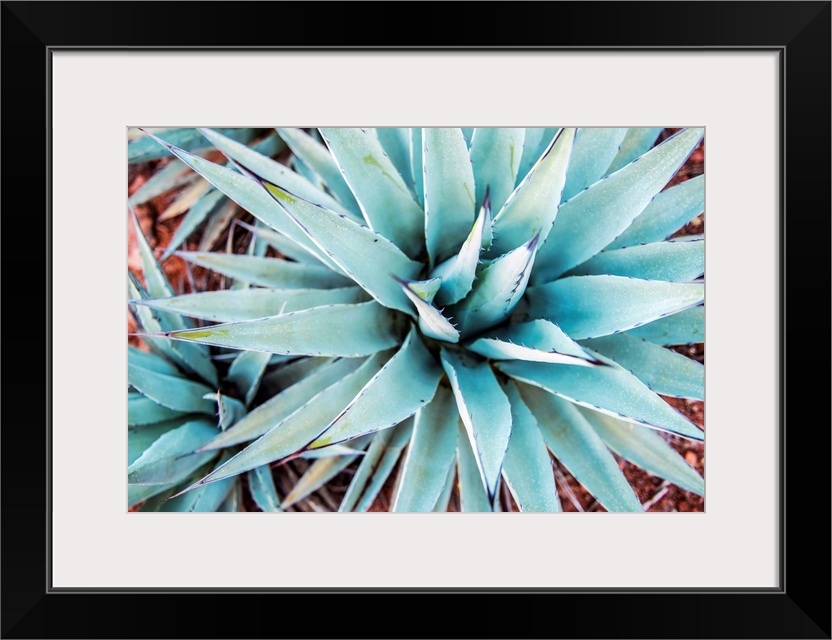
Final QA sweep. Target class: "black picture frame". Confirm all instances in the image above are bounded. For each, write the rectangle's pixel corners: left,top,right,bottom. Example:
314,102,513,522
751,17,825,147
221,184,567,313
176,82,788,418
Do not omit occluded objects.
2,2,829,638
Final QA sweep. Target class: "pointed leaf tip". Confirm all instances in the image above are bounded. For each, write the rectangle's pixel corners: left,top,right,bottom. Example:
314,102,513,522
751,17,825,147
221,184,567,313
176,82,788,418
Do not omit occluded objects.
450,232,541,338
393,275,460,343
491,127,574,254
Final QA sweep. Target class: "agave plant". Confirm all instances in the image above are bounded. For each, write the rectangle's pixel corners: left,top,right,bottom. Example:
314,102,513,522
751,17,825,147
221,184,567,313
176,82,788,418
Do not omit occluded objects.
129,126,705,512
129,203,287,512
128,127,287,259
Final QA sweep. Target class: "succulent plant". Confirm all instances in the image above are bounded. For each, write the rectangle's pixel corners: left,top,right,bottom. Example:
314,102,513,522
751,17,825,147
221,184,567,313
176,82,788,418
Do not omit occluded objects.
131,193,302,511
128,127,286,258
129,126,705,512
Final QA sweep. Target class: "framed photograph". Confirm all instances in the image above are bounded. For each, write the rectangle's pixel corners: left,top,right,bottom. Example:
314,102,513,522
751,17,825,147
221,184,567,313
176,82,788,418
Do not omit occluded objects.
2,1,828,637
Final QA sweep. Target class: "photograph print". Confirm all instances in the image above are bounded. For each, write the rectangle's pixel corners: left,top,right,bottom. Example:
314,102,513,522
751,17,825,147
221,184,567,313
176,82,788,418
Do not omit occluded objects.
127,127,705,513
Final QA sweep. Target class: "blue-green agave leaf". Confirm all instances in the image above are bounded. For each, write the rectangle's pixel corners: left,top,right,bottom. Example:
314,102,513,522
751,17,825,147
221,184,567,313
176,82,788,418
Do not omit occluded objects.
451,233,540,338
129,458,216,508
253,217,280,260
519,385,643,512
432,197,492,306
461,127,474,146
535,128,705,280
128,273,165,334
516,128,545,184
497,359,703,441
159,189,225,261
196,198,239,253
162,338,219,387
291,155,325,193
243,224,280,282
128,395,187,427
395,277,460,343
157,180,212,222
262,183,423,315
467,319,599,367
606,127,664,174
525,275,704,340
299,444,365,460
399,276,442,303
129,481,180,508
128,273,159,315
129,159,196,206
580,333,704,400
235,220,322,266
128,127,257,163
217,480,244,512
491,128,575,254
260,355,332,392
127,419,218,485
433,464,456,512
199,357,365,451
198,127,353,216
276,128,361,214
226,350,271,405
128,420,185,465
409,127,424,207
469,127,525,213
500,381,560,512
319,128,425,257
175,251,352,290
338,427,396,512
423,128,477,265
292,151,326,189
152,301,402,356
160,455,235,512
376,127,416,195
195,353,386,485
139,132,338,271
353,420,414,512
130,207,177,307
440,348,512,498
134,485,182,512
248,131,287,158
310,328,442,448
128,346,180,376
626,305,705,345
456,423,492,512
561,128,628,201
582,409,704,496
609,174,705,248
515,128,561,186
247,464,283,512
391,386,459,512
127,363,216,414
282,438,371,509
565,238,704,282
133,286,368,323
158,135,282,245
204,391,246,431
128,275,216,387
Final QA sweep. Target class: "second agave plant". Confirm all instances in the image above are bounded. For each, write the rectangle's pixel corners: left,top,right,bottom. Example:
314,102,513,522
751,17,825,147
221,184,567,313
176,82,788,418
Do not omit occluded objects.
128,126,705,512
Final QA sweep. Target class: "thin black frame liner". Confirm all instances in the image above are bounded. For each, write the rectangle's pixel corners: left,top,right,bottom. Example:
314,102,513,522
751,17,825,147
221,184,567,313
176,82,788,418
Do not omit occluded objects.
1,2,829,638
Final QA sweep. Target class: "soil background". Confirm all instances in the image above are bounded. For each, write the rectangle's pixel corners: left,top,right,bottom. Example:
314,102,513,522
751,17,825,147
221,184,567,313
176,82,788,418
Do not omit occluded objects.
128,128,705,513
